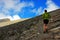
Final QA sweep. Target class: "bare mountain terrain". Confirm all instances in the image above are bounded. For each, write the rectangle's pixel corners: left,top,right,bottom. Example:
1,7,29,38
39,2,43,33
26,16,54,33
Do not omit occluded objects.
0,9,60,40
0,18,29,27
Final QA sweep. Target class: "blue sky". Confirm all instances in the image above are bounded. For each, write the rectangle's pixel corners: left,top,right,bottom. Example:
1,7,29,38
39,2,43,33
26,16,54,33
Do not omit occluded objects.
0,0,60,21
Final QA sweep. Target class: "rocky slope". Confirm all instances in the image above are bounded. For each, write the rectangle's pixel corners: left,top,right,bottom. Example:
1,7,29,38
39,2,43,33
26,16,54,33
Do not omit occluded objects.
0,9,60,40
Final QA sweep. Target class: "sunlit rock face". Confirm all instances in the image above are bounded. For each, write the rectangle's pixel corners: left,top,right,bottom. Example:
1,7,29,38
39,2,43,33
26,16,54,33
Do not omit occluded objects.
0,18,10,22
0,9,60,40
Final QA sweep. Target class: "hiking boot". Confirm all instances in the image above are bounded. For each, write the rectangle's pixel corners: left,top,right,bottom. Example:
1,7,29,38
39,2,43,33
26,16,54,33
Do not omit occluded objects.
43,31,46,33
46,29,48,33
43,29,48,33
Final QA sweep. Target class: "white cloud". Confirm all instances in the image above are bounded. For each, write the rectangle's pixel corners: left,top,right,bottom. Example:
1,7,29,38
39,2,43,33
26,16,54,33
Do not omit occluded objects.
32,7,42,15
0,13,7,19
7,15,21,21
28,2,34,7
0,13,21,21
37,7,42,15
0,0,34,20
46,0,59,12
14,2,26,12
4,0,15,9
32,9,36,13
0,13,11,20
31,0,60,16
13,15,21,20
2,0,34,12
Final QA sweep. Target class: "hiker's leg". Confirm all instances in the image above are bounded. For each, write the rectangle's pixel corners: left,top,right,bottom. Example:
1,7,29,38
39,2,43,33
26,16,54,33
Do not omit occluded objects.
45,24,48,32
44,23,48,33
43,19,48,33
45,19,49,32
45,24,48,30
43,19,49,33
44,24,46,32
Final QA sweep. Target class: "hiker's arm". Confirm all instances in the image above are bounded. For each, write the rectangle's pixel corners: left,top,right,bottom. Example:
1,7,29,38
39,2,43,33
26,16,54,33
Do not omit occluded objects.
42,13,44,19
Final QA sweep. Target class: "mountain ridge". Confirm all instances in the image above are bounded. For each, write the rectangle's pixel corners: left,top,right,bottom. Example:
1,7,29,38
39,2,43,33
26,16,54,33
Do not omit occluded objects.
0,9,60,40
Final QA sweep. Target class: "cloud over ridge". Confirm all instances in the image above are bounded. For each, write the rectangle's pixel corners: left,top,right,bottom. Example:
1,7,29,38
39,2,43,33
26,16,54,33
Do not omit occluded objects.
0,0,34,21
46,0,59,12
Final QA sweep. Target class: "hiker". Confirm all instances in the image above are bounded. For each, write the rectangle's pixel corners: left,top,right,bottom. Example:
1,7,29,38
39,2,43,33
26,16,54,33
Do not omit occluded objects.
42,10,51,33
